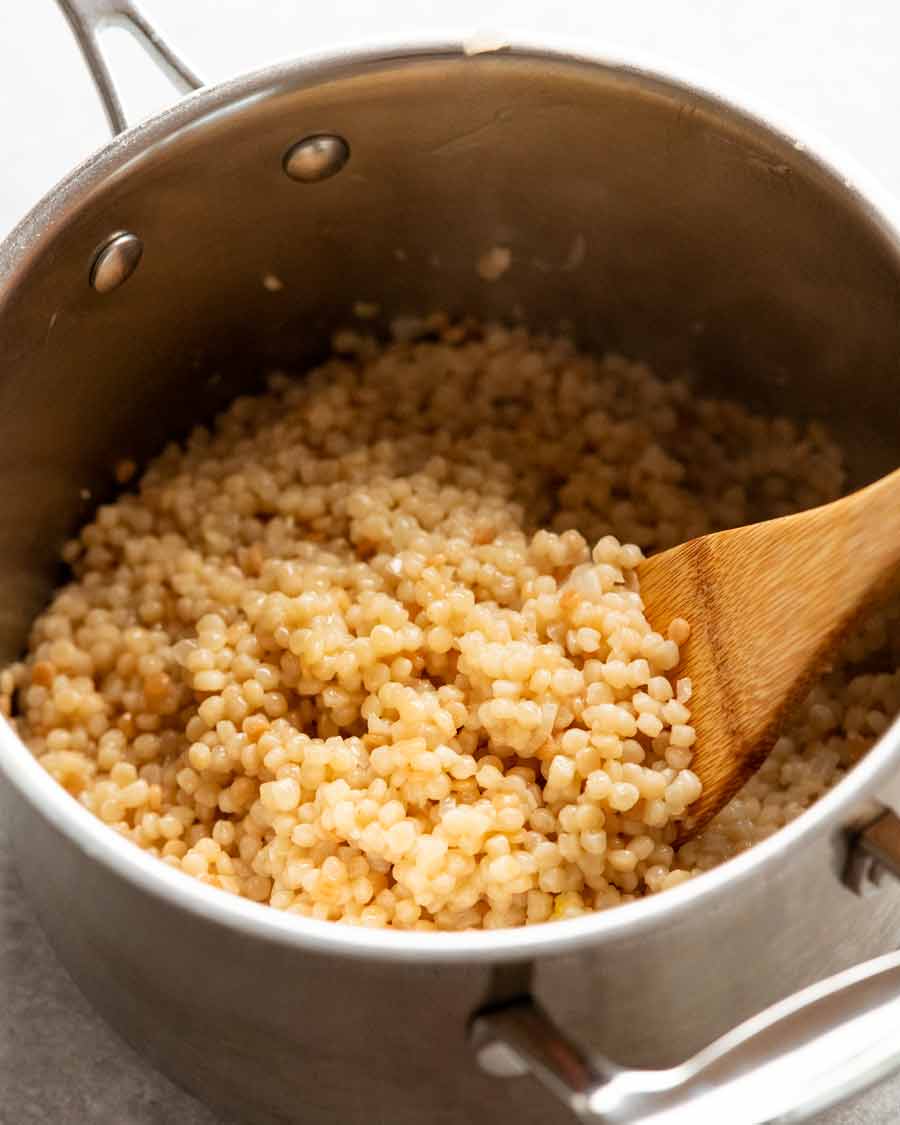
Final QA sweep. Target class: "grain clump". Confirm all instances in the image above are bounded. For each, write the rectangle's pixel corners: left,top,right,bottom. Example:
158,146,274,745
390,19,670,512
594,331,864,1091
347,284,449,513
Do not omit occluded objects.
3,317,894,929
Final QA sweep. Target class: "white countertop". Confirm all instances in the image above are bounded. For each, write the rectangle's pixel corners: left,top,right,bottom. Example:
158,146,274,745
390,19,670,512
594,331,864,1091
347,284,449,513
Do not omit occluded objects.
2,2,900,1121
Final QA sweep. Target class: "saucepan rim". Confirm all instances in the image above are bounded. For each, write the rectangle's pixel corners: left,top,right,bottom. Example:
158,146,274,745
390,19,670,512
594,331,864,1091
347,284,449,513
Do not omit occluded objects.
2,36,900,964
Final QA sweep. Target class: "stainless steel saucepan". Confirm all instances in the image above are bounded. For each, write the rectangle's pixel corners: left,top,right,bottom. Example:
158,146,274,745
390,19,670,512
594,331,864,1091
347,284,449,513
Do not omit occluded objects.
3,3,900,1122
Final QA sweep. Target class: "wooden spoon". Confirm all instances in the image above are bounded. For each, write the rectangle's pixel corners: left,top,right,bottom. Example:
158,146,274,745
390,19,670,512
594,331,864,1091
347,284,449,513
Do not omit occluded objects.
637,466,900,836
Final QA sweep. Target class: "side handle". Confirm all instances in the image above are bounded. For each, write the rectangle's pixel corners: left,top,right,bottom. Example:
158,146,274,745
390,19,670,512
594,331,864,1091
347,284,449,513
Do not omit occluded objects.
472,949,900,1124
56,0,203,135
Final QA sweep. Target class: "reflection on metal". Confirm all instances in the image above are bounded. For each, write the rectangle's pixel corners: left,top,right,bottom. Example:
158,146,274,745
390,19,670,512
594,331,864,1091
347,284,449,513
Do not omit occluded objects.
90,231,143,293
283,135,350,182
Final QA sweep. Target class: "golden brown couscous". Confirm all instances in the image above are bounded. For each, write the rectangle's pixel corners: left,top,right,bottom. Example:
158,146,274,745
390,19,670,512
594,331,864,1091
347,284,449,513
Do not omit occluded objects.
2,318,897,929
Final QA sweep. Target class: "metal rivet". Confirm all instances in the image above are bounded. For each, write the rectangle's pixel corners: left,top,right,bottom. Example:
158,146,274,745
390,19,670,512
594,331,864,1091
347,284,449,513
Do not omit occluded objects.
90,232,143,293
844,809,900,896
283,134,350,182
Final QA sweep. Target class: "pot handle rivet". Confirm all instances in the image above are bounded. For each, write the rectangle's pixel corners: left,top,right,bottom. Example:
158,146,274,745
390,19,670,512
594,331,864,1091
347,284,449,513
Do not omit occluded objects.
283,135,350,182
844,808,900,896
90,231,143,293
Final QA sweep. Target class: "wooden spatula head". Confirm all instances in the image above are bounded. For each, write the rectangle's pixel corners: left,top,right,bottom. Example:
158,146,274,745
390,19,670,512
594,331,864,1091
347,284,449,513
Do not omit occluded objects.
638,467,900,835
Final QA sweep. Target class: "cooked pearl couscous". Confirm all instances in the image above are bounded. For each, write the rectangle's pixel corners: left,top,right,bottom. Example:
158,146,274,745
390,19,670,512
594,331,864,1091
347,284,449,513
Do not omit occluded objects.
2,317,897,929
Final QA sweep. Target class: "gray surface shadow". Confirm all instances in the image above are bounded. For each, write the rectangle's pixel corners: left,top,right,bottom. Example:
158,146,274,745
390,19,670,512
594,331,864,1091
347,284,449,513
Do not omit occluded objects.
0,826,226,1125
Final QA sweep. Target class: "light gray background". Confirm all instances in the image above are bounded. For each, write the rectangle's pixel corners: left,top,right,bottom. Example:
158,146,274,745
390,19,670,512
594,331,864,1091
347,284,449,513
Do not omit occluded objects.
2,2,900,1122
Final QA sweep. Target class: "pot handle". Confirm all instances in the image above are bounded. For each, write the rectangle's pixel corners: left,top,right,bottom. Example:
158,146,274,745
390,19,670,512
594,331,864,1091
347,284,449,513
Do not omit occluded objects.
471,948,900,1123
56,0,202,135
